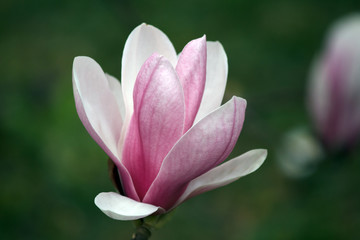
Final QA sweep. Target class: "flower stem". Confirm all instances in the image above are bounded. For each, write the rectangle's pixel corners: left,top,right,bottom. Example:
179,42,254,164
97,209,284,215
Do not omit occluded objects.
131,221,152,240
130,211,175,239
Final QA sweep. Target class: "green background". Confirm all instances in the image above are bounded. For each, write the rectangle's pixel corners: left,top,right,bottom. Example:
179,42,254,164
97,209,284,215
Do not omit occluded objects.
1,0,360,239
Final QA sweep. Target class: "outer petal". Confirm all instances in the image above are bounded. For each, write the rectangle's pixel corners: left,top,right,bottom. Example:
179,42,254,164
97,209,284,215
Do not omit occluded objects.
105,73,126,119
95,192,159,221
172,149,267,209
73,57,139,200
121,23,178,121
176,36,207,131
143,96,247,210
122,54,185,200
195,41,228,123
73,56,123,157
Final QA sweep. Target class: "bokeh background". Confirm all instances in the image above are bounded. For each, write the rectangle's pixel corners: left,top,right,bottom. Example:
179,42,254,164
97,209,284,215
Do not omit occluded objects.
1,0,360,239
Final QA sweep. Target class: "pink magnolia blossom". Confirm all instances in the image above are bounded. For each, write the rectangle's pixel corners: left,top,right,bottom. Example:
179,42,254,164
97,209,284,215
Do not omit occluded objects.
72,23,267,220
308,14,360,150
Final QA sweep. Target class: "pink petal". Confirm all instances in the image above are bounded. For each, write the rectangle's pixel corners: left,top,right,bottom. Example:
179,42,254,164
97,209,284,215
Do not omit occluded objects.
195,41,228,123
121,23,177,123
143,96,247,210
95,192,160,221
172,149,267,209
72,56,139,200
122,54,185,200
119,24,178,159
176,36,207,131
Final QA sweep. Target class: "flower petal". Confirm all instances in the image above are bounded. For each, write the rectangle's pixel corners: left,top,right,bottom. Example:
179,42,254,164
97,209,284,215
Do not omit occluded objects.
73,56,139,201
122,54,185,200
172,149,267,208
176,36,207,131
121,23,177,120
73,56,123,162
94,192,159,221
105,73,126,119
143,96,247,210
195,41,228,123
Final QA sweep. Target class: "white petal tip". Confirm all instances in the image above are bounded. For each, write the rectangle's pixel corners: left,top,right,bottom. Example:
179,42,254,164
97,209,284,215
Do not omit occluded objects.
73,56,93,66
231,96,247,109
245,149,267,173
94,192,159,221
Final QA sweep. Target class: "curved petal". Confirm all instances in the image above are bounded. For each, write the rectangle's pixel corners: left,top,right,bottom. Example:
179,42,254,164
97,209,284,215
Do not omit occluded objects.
105,73,126,119
143,96,247,210
72,57,139,200
122,54,185,200
121,23,178,120
175,36,207,131
172,149,267,209
73,57,123,158
195,41,228,123
95,192,159,221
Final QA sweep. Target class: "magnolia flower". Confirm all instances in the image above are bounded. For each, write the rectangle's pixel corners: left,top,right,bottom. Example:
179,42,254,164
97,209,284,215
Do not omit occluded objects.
72,23,267,221
308,14,360,150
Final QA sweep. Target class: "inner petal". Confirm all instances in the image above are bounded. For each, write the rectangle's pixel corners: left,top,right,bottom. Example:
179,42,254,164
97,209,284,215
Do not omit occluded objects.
175,36,207,131
122,54,185,200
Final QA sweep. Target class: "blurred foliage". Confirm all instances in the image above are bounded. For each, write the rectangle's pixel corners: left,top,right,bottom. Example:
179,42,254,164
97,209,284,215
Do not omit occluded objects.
1,0,360,239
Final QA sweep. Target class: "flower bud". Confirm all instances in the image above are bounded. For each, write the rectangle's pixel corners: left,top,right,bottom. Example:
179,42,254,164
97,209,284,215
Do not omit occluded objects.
308,14,360,151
